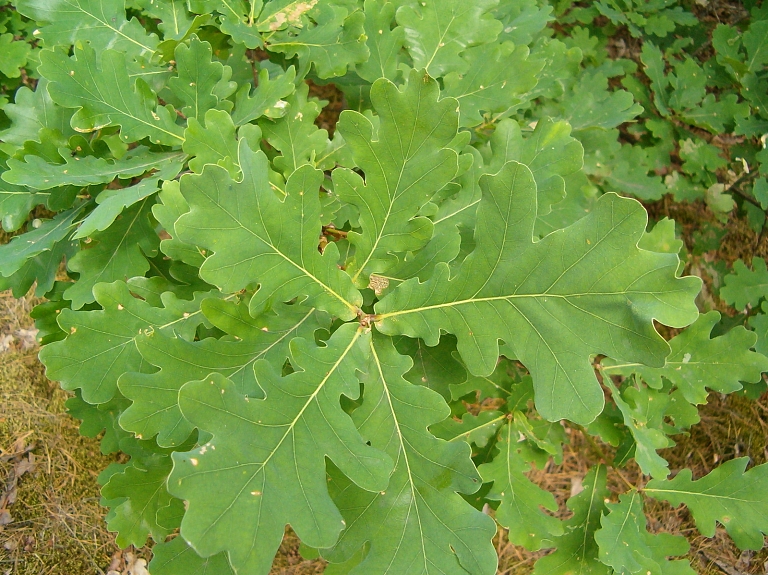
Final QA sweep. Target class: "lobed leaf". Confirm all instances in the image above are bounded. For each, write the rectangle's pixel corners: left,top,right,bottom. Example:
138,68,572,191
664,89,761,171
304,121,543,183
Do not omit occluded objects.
594,491,694,575
118,304,327,447
332,71,460,285
40,43,184,146
479,422,563,550
396,0,502,77
16,0,158,57
39,281,220,404
168,325,393,575
176,141,361,319
533,465,609,575
646,458,768,551
323,335,497,575
603,311,768,405
721,257,768,309
376,161,701,424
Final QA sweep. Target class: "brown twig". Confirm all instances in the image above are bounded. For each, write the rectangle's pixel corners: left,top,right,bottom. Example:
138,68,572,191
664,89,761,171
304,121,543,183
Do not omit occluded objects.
322,225,347,239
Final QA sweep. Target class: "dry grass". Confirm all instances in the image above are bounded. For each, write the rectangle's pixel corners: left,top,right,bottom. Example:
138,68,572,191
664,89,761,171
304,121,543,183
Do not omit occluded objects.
0,290,119,574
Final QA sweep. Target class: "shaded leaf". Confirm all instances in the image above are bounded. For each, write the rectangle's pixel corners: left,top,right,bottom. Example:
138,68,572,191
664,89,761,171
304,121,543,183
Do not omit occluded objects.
332,71,460,284
64,199,158,309
149,537,235,575
721,257,768,309
533,465,610,575
4,149,184,191
479,422,563,550
0,207,81,278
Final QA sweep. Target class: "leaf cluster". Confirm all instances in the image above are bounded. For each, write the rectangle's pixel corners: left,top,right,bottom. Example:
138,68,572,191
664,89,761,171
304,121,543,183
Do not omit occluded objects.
0,1,767,574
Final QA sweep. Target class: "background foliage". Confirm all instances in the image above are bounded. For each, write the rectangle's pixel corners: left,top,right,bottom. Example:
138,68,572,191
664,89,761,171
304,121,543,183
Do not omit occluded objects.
1,0,768,574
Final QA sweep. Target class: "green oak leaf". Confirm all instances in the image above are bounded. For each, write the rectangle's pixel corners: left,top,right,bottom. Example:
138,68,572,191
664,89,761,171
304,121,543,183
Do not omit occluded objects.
101,453,182,547
39,281,219,404
396,0,502,77
563,72,643,131
0,207,81,278
450,358,527,402
355,0,405,83
190,0,329,49
3,149,184,191
0,80,74,148
135,0,198,41
184,109,250,177
375,161,701,425
645,458,768,551
743,20,768,74
641,42,670,117
603,311,768,405
479,422,563,550
167,36,236,120
533,465,610,575
259,83,330,177
681,93,750,134
153,181,205,268
393,334,467,400
176,141,361,320
607,380,674,478
0,236,77,298
0,34,31,78
40,44,185,146
201,298,328,341
16,0,158,57
73,160,184,239
485,118,584,217
430,410,505,447
231,66,296,126
600,145,666,202
595,491,694,575
118,304,326,447
322,334,497,575
667,58,706,112
168,325,393,575
721,257,768,309
443,42,542,127
266,4,368,79
65,392,131,454
29,284,71,345
149,537,235,575
424,117,583,275
64,199,158,309
749,303,768,357
332,71,460,285
494,0,553,45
